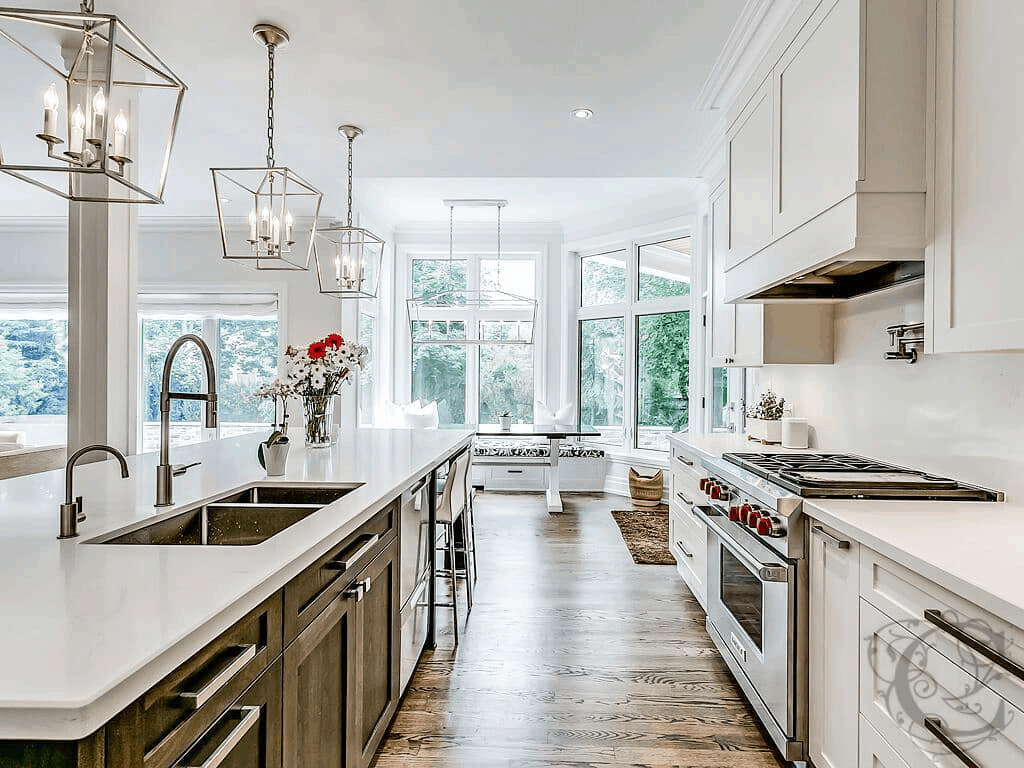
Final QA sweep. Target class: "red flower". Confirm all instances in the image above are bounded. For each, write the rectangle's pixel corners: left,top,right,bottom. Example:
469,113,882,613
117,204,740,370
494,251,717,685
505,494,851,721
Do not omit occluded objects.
324,333,344,349
308,341,328,360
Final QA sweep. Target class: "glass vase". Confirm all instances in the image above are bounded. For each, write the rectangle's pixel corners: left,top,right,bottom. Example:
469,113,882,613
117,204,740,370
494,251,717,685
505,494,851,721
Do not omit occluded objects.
302,393,335,448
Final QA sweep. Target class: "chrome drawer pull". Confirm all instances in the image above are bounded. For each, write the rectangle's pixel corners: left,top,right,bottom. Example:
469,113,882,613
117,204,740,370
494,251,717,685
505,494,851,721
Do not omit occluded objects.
176,706,261,768
343,577,372,602
924,608,1024,683
675,454,694,466
675,541,693,558
179,644,257,710
811,525,850,550
676,491,694,507
324,534,380,573
923,716,981,768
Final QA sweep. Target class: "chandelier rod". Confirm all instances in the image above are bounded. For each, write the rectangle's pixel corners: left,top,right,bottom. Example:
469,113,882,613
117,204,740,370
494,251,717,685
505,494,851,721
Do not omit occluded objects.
265,39,275,168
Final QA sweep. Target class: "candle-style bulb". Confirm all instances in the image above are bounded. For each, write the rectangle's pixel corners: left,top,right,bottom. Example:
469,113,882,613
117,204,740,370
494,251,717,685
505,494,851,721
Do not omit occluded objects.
43,84,59,111
92,87,106,116
113,109,127,135
71,105,85,130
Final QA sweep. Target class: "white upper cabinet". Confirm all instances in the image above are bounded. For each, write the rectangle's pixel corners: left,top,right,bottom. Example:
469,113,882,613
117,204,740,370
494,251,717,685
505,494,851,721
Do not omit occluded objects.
722,0,928,303
709,183,834,367
726,76,774,271
928,0,1024,352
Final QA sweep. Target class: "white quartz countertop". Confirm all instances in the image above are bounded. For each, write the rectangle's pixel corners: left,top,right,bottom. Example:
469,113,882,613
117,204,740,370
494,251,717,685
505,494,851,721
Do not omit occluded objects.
0,428,473,740
668,432,1024,631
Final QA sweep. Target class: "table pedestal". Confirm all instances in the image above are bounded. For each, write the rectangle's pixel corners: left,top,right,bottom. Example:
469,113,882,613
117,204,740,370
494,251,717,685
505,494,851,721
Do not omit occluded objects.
546,437,562,513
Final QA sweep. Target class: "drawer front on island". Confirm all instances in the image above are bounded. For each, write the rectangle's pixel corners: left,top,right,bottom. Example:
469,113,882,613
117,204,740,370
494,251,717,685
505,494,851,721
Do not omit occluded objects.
133,594,282,768
284,503,396,643
859,716,911,768
861,598,1024,768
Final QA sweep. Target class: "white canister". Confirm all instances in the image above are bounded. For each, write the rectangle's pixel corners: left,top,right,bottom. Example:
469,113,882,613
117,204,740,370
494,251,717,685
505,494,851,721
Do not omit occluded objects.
782,417,809,449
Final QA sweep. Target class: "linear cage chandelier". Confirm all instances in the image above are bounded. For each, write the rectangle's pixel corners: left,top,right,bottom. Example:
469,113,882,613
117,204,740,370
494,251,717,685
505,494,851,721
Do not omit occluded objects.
407,199,537,345
0,0,186,203
211,24,322,270
313,125,385,299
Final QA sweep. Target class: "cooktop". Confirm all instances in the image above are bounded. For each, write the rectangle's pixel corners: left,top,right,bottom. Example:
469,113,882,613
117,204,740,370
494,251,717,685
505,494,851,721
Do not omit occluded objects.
722,452,1003,501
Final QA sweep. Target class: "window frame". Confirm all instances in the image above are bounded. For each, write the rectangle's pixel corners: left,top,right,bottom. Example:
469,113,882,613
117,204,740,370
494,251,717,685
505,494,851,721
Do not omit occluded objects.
400,244,544,426
575,231,694,455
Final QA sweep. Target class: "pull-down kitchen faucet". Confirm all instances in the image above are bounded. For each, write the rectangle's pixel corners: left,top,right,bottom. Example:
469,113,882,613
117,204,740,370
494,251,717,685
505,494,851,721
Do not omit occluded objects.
156,334,218,507
58,444,130,539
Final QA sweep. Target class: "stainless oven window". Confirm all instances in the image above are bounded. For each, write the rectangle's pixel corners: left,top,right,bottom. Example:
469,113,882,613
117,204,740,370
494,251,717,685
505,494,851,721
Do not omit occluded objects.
720,547,764,651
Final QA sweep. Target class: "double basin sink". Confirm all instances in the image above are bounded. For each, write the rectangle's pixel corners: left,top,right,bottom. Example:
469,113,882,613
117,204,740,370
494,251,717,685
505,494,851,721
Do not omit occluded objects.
87,484,362,546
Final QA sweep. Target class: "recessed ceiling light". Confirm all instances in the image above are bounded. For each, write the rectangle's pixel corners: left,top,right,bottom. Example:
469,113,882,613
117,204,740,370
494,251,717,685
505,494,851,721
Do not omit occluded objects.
572,108,594,120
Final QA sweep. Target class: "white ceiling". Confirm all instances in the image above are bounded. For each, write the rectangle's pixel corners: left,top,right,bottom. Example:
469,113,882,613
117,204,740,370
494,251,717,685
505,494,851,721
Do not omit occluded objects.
0,0,744,221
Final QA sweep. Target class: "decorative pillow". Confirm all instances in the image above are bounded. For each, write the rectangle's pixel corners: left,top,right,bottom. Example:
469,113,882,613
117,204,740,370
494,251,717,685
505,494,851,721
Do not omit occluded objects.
535,401,575,426
402,400,439,429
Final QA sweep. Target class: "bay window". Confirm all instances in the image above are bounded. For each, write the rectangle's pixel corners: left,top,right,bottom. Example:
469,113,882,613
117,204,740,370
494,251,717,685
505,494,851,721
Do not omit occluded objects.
576,237,692,452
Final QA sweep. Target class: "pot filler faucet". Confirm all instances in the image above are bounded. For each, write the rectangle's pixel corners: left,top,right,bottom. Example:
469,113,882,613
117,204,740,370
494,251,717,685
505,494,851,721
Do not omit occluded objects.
58,445,130,539
156,333,218,507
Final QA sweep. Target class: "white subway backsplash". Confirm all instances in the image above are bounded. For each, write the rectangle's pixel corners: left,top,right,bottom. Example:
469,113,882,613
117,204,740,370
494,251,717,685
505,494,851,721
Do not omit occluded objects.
750,282,1024,502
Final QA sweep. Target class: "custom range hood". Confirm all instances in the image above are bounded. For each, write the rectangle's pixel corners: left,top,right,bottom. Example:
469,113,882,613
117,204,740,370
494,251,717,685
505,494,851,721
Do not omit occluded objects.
750,259,925,301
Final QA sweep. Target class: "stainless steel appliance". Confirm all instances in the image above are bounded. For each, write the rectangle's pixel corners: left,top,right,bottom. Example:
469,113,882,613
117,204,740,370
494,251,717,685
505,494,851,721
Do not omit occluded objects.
695,451,1002,765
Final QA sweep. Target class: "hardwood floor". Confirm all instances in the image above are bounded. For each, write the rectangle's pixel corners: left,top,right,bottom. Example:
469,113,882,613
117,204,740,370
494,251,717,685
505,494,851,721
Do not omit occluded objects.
373,492,786,768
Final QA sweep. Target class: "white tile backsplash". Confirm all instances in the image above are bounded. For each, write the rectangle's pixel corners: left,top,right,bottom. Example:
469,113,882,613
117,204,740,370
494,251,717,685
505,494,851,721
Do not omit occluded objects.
751,282,1024,502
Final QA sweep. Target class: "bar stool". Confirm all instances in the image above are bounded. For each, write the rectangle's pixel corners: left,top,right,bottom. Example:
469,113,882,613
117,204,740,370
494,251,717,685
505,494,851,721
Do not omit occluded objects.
435,451,475,645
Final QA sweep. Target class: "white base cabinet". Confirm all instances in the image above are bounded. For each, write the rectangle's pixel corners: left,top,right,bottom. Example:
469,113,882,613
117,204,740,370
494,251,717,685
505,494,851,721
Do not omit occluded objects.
668,441,708,609
808,522,860,768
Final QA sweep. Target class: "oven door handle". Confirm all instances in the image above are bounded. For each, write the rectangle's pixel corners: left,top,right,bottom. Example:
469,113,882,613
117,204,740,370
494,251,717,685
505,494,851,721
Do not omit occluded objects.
694,506,791,583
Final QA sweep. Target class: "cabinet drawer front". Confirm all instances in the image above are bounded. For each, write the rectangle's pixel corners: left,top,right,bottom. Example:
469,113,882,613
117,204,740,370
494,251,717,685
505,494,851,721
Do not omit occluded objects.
143,594,282,768
861,599,1024,768
860,715,911,768
669,507,707,609
486,465,547,490
284,503,395,642
861,548,1024,710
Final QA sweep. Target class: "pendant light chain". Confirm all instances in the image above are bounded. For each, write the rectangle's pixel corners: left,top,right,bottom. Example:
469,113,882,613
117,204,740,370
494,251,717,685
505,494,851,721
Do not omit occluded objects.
346,134,354,227
265,41,276,168
80,0,94,13
447,204,455,290
496,203,503,285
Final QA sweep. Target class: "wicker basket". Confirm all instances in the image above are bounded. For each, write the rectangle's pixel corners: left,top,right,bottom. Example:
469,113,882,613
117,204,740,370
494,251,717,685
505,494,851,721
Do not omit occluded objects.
628,468,664,507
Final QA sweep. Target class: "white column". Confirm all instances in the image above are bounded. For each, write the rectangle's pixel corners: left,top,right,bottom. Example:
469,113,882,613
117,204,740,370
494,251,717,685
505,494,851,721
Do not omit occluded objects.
66,176,138,455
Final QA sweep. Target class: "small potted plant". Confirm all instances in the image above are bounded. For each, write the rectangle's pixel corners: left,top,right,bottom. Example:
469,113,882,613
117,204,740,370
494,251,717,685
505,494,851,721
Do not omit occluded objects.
746,390,785,444
498,411,513,431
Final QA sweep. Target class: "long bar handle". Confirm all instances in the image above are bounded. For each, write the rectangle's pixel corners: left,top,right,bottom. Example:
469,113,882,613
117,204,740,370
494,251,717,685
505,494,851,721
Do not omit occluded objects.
675,454,694,466
178,644,257,710
924,608,1024,683
693,506,790,583
675,541,693,558
676,491,694,507
923,716,981,768
176,706,261,768
811,525,850,550
324,534,380,573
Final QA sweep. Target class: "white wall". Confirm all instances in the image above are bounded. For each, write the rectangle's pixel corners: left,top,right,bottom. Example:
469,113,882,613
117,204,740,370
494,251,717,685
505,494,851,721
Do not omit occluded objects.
751,281,1024,502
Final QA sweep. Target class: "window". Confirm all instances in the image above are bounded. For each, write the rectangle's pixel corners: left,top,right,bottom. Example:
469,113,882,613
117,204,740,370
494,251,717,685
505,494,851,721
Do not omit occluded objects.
576,236,692,452
138,293,279,452
408,251,540,425
578,317,625,447
636,311,689,451
709,367,745,433
358,311,376,426
0,294,69,447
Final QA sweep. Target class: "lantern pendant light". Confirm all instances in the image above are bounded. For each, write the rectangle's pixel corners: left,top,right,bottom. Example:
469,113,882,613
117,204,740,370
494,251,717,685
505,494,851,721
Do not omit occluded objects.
0,0,187,203
407,199,537,345
211,24,323,270
313,125,385,299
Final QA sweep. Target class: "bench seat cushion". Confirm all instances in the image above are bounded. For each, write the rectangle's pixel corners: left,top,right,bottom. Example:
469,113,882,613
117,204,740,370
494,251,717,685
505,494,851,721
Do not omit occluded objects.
473,439,605,459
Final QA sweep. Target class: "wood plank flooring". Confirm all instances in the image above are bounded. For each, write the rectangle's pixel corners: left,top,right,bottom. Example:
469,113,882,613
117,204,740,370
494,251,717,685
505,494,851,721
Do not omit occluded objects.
373,492,786,768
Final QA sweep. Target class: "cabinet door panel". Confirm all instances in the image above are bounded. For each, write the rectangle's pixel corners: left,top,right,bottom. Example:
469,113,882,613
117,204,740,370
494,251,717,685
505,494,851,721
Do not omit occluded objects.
774,0,859,236
355,539,400,766
808,523,859,768
283,592,356,768
727,78,774,271
708,184,736,365
931,0,1024,351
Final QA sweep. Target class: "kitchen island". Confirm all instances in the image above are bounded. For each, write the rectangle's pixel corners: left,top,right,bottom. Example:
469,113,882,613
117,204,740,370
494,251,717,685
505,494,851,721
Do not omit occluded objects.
0,427,473,753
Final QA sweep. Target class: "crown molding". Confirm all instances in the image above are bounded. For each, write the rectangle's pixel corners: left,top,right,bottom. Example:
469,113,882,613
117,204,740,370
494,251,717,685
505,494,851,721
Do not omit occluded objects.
694,0,806,114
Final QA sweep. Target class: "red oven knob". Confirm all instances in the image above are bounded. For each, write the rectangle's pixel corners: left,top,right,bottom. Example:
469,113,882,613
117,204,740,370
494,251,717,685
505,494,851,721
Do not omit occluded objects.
757,516,785,538
699,478,710,492
710,485,722,500
739,503,752,524
747,509,762,528
728,506,741,521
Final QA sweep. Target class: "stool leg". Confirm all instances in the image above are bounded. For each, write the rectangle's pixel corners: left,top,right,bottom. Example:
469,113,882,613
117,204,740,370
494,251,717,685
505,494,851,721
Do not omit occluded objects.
447,523,459,646
468,495,478,584
461,513,473,614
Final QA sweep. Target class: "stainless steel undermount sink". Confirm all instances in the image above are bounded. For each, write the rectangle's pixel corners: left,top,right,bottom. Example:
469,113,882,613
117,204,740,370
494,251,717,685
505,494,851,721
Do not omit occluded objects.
87,483,362,546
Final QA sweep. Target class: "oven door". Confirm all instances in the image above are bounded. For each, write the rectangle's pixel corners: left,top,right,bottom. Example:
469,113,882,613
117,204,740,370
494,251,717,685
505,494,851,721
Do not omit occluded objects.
697,506,796,740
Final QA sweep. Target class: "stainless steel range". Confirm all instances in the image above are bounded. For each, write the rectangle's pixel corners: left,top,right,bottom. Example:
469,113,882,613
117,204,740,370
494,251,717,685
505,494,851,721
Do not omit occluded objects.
694,451,1002,765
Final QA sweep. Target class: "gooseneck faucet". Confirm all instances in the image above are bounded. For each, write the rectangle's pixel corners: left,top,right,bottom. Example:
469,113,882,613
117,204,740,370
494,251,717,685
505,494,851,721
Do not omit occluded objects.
59,444,130,539
156,333,218,507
